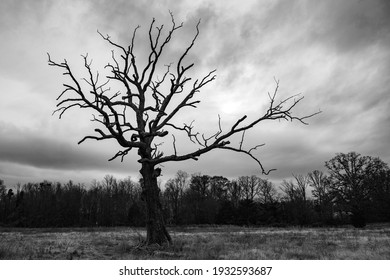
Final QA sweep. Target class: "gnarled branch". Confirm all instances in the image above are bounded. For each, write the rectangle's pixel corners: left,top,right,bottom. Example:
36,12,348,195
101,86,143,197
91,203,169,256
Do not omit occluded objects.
49,13,320,175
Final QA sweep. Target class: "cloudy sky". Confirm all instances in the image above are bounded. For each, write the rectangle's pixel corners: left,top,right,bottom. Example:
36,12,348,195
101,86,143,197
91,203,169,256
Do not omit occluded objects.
0,0,389,187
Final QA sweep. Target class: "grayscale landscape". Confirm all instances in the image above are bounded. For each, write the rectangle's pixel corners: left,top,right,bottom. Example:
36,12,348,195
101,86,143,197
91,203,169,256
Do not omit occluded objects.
1,0,390,260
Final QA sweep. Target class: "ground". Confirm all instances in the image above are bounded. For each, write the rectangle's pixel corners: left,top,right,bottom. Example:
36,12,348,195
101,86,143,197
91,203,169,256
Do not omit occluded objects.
1,224,390,259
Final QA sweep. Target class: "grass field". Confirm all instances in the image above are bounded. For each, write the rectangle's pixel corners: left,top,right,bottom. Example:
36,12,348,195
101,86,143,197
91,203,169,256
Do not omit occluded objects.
1,224,390,260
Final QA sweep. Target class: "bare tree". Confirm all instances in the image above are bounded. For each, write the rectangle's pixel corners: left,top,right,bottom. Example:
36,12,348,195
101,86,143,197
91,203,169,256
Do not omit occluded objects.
308,170,330,205
238,175,261,201
258,178,278,204
280,179,297,202
281,174,310,225
163,170,188,224
227,180,242,208
48,13,319,244
280,175,309,203
293,174,308,203
0,179,7,224
308,170,333,223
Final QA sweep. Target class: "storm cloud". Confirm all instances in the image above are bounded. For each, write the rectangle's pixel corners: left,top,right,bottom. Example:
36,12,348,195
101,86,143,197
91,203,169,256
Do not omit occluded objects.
1,0,390,187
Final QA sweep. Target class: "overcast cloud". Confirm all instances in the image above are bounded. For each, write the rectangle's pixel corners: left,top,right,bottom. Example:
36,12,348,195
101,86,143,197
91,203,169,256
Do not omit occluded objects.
1,0,389,187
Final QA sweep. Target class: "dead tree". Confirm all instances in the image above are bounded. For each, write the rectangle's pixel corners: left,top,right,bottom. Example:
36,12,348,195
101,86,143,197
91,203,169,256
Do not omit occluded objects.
48,13,319,245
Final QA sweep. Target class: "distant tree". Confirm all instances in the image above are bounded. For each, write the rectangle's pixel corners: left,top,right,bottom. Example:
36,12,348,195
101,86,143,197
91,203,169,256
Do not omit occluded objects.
0,179,5,191
280,179,297,202
102,175,117,189
209,176,230,201
58,181,85,226
280,175,310,225
14,187,26,226
292,174,308,202
254,179,279,225
186,174,211,223
325,152,389,227
257,178,278,204
238,175,261,201
227,180,242,208
48,13,319,244
0,179,7,224
163,170,189,224
118,177,140,203
367,169,390,222
308,170,333,223
114,177,139,225
280,175,308,202
308,170,329,205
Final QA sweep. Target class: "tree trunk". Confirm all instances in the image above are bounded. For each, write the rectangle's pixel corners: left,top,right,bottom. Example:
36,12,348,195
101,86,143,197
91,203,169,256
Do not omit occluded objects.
140,163,172,245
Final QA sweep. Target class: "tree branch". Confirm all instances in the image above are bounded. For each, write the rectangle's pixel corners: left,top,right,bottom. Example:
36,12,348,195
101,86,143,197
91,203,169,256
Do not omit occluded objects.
149,80,320,174
49,13,320,171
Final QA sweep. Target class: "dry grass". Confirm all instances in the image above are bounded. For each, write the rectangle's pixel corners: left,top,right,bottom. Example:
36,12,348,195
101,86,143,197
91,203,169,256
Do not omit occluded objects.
1,224,390,259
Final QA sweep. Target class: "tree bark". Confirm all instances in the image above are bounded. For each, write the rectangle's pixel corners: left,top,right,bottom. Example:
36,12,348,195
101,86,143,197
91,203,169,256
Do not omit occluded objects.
140,163,171,245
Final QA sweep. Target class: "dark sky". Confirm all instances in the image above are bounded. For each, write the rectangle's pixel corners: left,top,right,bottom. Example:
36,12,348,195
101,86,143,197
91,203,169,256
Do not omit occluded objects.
1,0,390,187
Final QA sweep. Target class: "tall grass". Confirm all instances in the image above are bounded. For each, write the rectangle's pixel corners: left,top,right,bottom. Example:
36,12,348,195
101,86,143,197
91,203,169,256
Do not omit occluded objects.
1,225,390,259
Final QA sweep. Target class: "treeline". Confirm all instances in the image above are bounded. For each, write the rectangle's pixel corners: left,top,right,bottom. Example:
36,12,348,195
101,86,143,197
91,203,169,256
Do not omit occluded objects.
1,152,390,228
162,151,390,228
0,176,145,227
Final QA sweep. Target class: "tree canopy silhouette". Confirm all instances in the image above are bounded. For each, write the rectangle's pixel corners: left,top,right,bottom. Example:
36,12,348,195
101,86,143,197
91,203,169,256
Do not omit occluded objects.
325,151,389,228
48,13,319,245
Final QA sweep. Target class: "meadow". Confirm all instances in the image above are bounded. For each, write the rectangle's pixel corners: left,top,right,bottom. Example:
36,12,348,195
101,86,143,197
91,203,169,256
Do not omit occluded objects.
1,224,390,260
